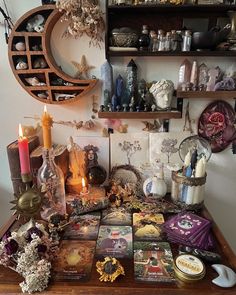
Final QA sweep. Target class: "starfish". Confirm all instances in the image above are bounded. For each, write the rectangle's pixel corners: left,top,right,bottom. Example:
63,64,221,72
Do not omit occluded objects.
72,55,95,79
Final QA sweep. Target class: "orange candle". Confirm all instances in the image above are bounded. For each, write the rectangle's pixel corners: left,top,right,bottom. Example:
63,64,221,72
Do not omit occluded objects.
18,124,30,174
41,105,53,149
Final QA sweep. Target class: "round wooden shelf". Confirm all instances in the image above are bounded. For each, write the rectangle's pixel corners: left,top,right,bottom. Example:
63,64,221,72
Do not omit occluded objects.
8,5,97,105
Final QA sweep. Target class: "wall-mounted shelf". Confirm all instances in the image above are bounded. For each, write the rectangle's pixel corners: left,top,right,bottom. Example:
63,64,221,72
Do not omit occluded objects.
8,5,97,105
98,110,181,119
177,91,236,99
108,51,236,57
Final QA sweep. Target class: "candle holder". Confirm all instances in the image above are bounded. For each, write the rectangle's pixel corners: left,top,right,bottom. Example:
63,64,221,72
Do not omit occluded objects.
10,173,44,219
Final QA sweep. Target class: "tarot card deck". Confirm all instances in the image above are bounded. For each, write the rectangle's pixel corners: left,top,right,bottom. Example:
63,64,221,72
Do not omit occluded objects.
52,240,96,281
133,213,164,240
163,212,213,250
134,241,175,283
96,225,133,258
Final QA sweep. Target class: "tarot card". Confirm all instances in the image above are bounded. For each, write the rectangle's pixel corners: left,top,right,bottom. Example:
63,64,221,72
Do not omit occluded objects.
63,212,101,240
96,225,133,258
133,213,164,240
101,207,132,225
52,240,96,281
163,212,211,239
134,241,175,283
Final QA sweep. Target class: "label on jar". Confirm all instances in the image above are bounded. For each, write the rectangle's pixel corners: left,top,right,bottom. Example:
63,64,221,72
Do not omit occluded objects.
175,254,204,276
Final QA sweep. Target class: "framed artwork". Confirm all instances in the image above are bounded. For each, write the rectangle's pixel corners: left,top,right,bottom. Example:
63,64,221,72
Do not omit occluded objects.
110,133,149,169
73,136,110,179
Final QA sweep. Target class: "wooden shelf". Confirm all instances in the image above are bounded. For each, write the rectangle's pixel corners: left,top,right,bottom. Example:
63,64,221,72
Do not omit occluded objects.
8,5,97,105
177,91,236,99
98,110,182,119
108,50,236,57
108,4,236,12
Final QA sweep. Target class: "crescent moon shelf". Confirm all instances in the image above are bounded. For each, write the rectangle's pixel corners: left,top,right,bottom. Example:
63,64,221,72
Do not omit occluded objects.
8,5,97,105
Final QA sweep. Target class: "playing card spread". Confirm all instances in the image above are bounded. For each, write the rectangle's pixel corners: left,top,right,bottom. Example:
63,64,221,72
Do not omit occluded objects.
134,241,175,283
96,225,133,258
133,213,165,240
63,212,101,240
52,240,96,281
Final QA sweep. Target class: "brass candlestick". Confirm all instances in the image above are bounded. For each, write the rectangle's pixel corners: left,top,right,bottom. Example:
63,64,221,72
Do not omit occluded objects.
10,173,44,219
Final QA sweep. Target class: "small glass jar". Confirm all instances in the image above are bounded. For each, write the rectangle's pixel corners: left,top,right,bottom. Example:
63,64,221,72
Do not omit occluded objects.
182,30,192,52
165,32,171,51
158,34,166,51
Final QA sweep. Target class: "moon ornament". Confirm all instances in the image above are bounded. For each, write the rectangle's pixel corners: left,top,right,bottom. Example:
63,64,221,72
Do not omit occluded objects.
8,5,97,105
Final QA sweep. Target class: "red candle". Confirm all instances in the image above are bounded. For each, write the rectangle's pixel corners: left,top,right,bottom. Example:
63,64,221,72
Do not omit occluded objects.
18,124,30,174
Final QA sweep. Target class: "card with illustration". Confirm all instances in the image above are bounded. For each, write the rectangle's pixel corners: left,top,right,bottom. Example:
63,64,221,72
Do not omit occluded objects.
101,207,132,225
96,225,133,258
52,240,96,281
133,213,165,240
134,241,175,283
63,212,101,240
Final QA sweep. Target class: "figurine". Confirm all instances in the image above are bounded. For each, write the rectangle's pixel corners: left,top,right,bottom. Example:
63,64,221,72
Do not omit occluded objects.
26,14,45,32
149,79,174,110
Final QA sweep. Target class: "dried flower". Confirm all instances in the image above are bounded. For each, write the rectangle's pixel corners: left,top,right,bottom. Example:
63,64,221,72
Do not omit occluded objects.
4,239,18,255
56,0,105,47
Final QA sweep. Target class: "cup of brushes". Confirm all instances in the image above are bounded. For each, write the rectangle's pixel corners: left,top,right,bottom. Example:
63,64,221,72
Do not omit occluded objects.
171,150,207,209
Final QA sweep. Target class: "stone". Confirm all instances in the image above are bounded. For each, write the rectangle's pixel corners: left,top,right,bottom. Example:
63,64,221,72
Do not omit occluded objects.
212,264,236,288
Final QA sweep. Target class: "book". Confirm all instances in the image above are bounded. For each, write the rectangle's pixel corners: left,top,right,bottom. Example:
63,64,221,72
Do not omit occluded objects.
7,136,40,195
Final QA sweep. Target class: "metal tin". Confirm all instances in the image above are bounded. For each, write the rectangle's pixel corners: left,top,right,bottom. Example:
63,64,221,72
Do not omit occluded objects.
174,254,206,283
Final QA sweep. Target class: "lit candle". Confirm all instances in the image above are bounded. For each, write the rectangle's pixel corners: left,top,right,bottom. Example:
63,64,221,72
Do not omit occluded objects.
81,177,88,194
41,105,53,149
18,124,30,175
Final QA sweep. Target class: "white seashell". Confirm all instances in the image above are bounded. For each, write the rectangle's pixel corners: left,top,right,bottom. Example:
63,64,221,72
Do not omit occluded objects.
25,77,46,86
37,92,48,99
15,42,26,51
54,93,76,101
16,61,28,70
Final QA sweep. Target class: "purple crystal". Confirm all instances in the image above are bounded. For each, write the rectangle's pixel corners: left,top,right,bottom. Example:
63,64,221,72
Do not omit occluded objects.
37,244,47,253
27,227,43,241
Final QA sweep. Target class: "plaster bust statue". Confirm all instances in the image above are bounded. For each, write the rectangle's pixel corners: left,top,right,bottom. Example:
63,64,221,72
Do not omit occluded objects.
149,79,174,110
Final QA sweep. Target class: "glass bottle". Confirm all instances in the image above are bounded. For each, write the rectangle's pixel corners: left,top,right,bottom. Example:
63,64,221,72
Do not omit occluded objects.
182,30,192,52
165,32,171,51
138,25,150,51
37,148,66,221
158,34,165,51
151,33,159,52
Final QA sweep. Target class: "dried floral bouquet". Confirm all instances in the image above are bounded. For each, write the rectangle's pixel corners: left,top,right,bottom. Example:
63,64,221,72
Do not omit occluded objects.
0,222,58,293
56,0,105,46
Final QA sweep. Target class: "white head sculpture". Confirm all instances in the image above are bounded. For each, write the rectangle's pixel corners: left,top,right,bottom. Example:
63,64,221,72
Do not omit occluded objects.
149,79,174,110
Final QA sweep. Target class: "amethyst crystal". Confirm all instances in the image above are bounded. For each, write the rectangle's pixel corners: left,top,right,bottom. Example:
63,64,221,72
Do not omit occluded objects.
37,244,47,253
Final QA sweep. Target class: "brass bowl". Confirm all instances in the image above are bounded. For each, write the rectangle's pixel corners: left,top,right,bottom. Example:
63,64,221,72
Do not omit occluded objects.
112,31,138,47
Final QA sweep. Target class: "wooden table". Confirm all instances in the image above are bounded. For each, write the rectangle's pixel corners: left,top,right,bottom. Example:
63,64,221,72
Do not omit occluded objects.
0,207,235,295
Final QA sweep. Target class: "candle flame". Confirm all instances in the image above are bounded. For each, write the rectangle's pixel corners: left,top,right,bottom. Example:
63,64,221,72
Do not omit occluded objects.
44,105,47,113
82,178,86,187
18,124,23,138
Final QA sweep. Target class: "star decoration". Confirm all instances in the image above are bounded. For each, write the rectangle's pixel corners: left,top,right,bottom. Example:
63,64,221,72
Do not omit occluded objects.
72,55,95,79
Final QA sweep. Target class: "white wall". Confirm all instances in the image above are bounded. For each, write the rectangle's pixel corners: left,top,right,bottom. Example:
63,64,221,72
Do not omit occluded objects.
0,0,235,253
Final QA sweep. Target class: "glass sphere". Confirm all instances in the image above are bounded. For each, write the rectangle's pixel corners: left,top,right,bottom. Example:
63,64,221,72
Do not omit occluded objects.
87,165,107,185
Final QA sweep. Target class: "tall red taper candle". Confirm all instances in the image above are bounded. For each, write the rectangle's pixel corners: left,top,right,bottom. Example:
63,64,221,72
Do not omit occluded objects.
18,124,30,175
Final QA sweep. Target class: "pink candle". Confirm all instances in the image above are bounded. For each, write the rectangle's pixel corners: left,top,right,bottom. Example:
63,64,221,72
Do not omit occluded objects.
18,124,30,174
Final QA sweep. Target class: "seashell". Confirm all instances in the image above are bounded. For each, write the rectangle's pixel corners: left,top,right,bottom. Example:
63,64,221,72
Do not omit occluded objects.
37,92,48,99
33,57,47,69
16,61,28,70
54,93,76,101
84,120,95,129
26,14,45,32
25,77,46,86
15,42,26,51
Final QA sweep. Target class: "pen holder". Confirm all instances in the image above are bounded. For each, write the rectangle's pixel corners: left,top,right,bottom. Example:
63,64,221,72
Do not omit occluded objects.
171,171,207,210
